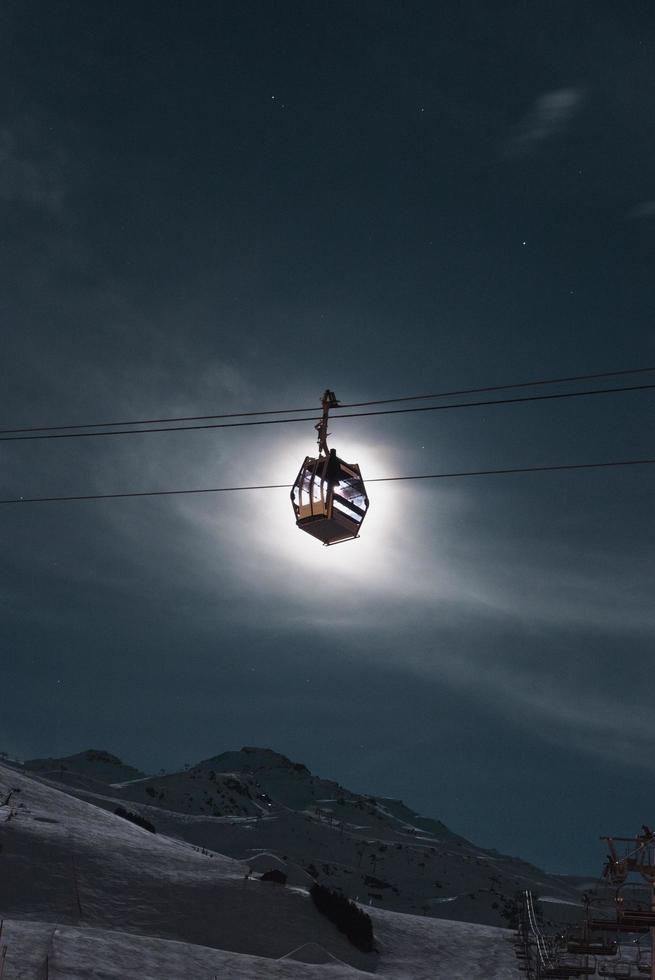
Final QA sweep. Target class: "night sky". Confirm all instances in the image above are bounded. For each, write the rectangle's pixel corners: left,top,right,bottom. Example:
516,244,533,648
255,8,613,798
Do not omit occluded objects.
1,1,654,875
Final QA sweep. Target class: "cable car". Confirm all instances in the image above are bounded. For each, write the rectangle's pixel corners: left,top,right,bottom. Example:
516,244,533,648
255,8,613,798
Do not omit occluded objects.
291,449,369,545
290,390,369,545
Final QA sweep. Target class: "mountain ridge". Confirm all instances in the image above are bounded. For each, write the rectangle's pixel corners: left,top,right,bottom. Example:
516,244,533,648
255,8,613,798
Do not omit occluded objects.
23,748,146,783
18,744,585,930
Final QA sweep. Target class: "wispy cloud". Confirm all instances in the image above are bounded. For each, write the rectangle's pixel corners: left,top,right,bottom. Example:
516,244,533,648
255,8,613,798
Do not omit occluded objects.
507,88,586,155
0,122,66,213
627,200,655,219
467,661,655,770
5,319,651,781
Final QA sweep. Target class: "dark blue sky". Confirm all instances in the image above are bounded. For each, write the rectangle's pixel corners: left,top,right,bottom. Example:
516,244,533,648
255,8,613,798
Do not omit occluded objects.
1,0,653,874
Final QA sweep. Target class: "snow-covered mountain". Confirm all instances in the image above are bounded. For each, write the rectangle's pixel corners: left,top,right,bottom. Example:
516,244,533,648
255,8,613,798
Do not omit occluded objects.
24,748,146,784
20,746,584,930
0,760,522,979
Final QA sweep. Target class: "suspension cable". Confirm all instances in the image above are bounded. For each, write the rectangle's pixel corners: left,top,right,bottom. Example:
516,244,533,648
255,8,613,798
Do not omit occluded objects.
1,366,653,436
0,382,652,443
2,456,653,505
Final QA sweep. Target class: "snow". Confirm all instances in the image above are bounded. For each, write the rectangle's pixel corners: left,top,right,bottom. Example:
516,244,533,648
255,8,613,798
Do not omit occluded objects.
0,762,522,979
370,906,521,979
12,747,585,932
0,920,368,980
281,942,348,964
0,913,522,980
247,850,315,887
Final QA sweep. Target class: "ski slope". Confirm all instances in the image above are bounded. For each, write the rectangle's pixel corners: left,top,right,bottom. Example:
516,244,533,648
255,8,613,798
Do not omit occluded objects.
0,762,521,979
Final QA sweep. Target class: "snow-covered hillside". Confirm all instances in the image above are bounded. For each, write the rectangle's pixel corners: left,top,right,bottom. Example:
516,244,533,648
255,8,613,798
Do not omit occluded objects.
29,745,583,929
0,761,522,979
24,748,146,784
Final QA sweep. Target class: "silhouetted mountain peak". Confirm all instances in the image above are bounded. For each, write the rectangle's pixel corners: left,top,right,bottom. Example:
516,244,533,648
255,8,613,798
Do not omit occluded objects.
198,746,310,775
23,749,146,783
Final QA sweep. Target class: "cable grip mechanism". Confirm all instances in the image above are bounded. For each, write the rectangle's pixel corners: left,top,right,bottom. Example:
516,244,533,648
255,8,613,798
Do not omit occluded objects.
315,389,339,457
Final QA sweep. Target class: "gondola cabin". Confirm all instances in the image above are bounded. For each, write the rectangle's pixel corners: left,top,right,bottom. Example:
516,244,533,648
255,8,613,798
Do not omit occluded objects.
291,448,369,545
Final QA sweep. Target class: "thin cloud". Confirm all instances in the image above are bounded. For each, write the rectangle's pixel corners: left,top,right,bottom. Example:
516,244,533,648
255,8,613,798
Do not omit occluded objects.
0,123,66,213
507,88,586,155
407,636,655,772
627,200,655,219
487,668,655,770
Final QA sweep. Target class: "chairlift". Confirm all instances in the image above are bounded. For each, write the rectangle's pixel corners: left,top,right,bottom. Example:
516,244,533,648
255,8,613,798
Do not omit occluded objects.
590,918,648,934
618,909,655,926
541,969,595,979
599,962,627,978
608,942,635,980
291,390,369,545
541,959,597,979
635,941,651,975
567,939,617,956
599,966,633,979
568,903,618,957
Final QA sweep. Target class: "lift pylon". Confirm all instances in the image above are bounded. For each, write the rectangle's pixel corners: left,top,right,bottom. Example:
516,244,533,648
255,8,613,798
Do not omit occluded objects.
600,829,655,980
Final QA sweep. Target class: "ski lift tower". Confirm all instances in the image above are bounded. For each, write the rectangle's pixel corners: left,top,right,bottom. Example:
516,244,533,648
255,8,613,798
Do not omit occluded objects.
601,827,655,980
